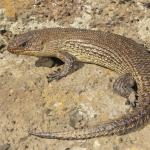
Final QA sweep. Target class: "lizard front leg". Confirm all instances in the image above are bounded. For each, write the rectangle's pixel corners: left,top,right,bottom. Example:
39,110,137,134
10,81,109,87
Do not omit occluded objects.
47,52,76,82
113,73,137,107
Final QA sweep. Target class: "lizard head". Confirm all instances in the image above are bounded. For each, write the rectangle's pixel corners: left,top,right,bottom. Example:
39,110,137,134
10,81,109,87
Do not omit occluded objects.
7,31,46,56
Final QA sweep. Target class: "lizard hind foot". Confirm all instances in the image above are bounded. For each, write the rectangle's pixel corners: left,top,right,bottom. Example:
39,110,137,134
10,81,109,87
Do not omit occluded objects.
113,73,138,107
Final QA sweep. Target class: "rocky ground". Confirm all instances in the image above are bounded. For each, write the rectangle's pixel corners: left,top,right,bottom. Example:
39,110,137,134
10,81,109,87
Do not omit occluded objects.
0,0,150,150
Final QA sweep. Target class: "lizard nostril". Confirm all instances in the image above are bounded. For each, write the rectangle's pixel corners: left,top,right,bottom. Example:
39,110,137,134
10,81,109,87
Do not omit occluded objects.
7,45,12,52
7,43,16,53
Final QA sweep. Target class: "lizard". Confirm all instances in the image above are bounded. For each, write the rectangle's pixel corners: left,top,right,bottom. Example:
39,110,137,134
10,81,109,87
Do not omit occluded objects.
7,28,150,140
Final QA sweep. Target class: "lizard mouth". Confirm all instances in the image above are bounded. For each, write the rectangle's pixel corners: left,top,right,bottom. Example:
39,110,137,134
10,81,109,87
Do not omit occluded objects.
9,50,54,57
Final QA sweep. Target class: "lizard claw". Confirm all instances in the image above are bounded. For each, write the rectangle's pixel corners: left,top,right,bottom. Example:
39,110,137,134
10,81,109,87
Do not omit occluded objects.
125,99,137,107
47,69,63,82
47,74,61,82
125,91,138,108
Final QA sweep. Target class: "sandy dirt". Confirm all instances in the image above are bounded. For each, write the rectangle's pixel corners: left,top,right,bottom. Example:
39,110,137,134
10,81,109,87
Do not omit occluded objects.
0,0,150,150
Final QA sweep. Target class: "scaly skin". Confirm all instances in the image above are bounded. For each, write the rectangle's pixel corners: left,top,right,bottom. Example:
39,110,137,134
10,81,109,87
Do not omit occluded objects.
7,28,150,140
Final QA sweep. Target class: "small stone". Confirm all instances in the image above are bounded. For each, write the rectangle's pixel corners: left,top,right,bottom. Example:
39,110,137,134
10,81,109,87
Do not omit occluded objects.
69,105,88,129
0,143,10,150
8,89,14,96
93,140,101,150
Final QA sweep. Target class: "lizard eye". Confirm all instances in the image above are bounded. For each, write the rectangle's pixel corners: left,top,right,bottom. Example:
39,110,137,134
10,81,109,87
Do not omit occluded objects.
20,41,27,48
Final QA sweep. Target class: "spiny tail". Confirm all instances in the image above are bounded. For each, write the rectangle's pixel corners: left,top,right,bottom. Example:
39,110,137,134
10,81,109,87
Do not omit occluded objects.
29,106,150,140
